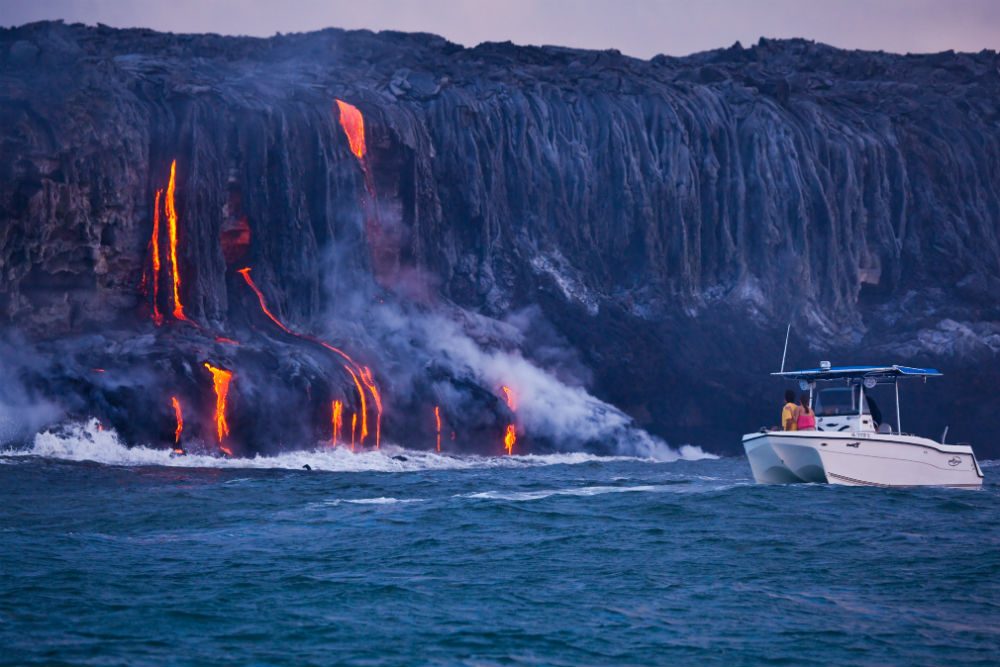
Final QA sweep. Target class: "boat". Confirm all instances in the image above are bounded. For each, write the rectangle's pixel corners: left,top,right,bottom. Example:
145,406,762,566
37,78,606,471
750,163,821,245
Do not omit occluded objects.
742,362,984,488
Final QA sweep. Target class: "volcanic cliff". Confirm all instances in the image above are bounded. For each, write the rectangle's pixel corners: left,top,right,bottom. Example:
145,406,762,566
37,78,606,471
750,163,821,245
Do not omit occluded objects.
1,21,999,457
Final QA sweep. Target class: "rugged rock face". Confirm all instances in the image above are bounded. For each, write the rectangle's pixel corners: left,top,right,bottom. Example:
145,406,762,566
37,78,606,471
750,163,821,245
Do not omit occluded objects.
1,21,999,456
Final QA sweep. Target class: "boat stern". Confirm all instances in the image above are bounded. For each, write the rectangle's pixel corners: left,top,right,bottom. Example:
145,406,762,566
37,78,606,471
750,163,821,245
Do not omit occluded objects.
742,432,829,484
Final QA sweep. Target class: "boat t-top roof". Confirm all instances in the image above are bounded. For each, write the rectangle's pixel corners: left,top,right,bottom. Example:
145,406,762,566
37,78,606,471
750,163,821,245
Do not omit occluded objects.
772,364,942,384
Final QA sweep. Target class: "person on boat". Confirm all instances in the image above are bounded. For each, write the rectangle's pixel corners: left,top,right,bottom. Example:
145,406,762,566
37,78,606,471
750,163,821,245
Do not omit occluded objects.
797,394,816,430
781,389,800,431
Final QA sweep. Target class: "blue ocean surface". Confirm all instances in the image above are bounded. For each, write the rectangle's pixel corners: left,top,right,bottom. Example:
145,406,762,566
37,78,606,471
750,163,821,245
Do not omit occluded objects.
1,425,997,666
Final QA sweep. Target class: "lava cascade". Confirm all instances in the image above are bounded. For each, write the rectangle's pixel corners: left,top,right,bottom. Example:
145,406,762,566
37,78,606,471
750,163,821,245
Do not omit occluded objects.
203,363,233,455
170,395,183,446
501,385,516,411
504,424,517,456
149,189,164,325
331,400,343,446
335,99,366,159
501,385,518,455
334,99,398,284
238,266,379,448
434,405,442,452
238,268,292,334
164,160,188,321
359,366,382,448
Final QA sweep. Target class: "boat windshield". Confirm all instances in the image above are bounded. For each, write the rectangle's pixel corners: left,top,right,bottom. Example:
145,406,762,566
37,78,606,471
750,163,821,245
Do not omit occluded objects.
814,387,869,416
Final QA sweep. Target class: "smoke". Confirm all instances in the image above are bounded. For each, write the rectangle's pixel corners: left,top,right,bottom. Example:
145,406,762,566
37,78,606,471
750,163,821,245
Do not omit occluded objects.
316,252,710,460
0,335,62,447
408,306,706,459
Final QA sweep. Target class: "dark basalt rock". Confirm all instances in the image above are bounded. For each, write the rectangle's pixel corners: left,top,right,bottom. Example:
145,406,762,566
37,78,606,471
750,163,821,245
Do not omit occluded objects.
1,22,998,456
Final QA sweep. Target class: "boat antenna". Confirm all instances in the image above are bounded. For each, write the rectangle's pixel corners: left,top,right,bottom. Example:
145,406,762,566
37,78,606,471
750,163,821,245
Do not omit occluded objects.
779,322,791,373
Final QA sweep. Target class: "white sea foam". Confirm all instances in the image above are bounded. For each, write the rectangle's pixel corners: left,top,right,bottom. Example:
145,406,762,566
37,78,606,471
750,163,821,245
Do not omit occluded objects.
0,419,713,473
460,481,748,502
460,484,676,502
337,497,426,505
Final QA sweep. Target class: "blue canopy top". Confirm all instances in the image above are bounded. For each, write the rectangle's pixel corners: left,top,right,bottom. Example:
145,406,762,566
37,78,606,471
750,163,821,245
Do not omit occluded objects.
772,365,942,384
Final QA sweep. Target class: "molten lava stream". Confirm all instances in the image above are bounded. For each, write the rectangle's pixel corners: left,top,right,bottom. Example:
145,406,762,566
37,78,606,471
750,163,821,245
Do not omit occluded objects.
434,406,442,453
165,160,188,321
335,99,366,159
501,385,516,411
203,363,234,456
149,189,164,325
238,266,378,447
331,400,344,447
359,367,382,448
171,396,184,450
504,424,517,456
350,413,358,452
500,385,518,455
237,268,292,334
238,265,386,450
345,366,368,447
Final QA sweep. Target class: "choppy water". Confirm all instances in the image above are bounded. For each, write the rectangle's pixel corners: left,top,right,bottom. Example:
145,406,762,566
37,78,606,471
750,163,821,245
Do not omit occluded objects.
2,426,998,666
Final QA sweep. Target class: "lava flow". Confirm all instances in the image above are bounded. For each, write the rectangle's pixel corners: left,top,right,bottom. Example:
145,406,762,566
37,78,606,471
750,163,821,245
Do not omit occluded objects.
331,400,343,447
238,265,380,449
203,363,233,456
334,99,399,285
501,385,517,411
359,366,382,448
504,424,517,456
351,413,358,451
501,385,518,455
164,160,188,321
345,366,369,445
335,99,366,159
237,268,292,334
434,405,442,452
150,189,164,325
171,395,183,446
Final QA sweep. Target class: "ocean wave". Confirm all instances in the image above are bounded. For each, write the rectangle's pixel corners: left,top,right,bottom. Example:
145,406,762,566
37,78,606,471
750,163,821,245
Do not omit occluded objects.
333,497,426,505
0,420,712,473
461,484,680,502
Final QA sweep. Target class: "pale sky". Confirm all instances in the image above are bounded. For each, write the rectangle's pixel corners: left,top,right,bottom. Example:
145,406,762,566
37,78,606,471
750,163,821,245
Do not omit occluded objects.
4,0,999,58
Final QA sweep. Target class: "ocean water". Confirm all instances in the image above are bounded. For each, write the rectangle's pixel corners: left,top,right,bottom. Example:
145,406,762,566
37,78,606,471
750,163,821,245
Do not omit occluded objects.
1,425,997,666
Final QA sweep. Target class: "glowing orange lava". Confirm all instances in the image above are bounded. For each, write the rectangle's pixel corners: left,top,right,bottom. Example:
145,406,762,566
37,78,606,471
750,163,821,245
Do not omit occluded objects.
335,99,366,159
215,336,240,346
504,424,517,456
345,366,368,446
237,265,378,444
331,400,343,447
351,413,358,452
170,396,183,444
203,362,233,454
237,267,292,334
501,385,516,411
165,160,188,321
151,189,164,325
359,366,382,448
434,405,442,452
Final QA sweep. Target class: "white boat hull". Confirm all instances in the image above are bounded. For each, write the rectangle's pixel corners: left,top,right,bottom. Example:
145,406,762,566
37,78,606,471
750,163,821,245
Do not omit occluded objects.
742,431,984,488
